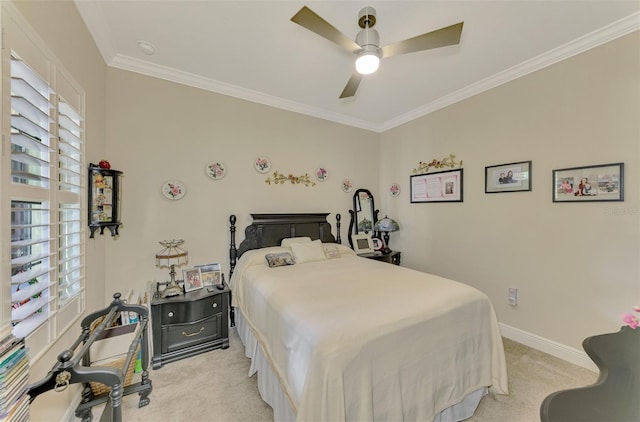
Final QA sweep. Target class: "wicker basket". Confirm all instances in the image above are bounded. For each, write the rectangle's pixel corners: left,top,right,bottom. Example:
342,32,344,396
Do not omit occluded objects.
88,316,138,396
89,348,138,396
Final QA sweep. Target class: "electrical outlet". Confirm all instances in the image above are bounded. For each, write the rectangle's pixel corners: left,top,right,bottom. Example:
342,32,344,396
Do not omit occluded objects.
508,288,518,306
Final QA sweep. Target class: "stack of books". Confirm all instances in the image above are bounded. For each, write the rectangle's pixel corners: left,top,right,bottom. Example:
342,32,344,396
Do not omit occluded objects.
0,335,29,422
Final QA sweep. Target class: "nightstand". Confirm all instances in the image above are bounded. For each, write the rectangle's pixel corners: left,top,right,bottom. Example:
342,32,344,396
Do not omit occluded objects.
151,286,229,369
366,251,401,265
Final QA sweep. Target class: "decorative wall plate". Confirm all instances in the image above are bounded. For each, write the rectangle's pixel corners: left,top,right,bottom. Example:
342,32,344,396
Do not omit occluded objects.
205,161,226,180
254,157,272,173
342,179,353,193
161,180,186,200
315,167,329,182
390,183,401,197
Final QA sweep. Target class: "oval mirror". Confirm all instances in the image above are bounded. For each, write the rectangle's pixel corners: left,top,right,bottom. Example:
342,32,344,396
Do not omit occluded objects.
348,189,379,248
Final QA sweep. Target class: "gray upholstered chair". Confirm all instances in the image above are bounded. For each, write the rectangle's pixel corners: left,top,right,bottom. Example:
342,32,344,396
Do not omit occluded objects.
540,326,640,422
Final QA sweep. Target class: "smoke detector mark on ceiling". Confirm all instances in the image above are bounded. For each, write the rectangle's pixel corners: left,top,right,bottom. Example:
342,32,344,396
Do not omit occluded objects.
137,40,156,55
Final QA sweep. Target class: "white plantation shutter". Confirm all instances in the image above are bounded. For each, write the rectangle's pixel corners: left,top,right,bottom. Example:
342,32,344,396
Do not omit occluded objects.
10,58,53,188
10,55,56,339
57,98,84,307
58,203,82,306
58,100,82,193
10,202,54,338
2,0,86,358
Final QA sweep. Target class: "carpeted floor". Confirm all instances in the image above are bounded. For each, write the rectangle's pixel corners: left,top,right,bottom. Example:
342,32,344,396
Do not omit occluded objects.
93,329,596,422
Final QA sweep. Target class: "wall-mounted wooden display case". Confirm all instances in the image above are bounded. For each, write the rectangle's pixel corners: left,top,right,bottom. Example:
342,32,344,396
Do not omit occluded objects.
88,164,122,238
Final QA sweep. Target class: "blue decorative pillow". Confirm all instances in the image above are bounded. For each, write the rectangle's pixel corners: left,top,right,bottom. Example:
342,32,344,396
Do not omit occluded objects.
265,252,295,268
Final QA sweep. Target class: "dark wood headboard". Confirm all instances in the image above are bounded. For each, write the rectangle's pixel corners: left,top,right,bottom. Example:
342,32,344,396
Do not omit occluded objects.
227,213,341,327
229,213,341,276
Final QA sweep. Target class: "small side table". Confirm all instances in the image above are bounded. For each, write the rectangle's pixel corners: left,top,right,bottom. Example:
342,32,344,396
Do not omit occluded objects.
365,251,401,265
151,286,229,369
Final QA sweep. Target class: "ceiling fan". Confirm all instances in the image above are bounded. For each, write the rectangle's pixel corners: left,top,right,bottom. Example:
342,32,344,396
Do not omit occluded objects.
291,6,464,99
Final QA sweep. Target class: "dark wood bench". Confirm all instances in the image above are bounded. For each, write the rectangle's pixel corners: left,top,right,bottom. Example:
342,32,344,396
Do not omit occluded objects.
540,326,640,422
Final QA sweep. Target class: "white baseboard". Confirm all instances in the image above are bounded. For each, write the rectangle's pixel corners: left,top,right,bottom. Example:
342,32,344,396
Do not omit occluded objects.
499,323,598,373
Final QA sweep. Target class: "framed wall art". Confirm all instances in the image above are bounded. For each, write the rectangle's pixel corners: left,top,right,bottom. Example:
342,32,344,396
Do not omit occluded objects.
485,161,531,193
552,162,624,202
410,168,463,203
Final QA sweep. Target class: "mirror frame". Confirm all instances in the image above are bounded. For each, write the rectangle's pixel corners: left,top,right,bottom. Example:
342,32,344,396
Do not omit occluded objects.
348,189,379,248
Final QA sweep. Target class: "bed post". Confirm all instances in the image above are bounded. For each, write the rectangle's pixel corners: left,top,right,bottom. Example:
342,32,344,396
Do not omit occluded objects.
229,215,237,277
229,215,237,327
336,213,341,244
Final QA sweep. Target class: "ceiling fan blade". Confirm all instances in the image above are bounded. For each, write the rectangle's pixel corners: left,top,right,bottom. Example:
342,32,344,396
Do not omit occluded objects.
291,6,361,53
339,73,363,99
382,22,464,58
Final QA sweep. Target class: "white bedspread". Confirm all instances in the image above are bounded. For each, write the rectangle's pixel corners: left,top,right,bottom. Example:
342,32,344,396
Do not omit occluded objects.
230,247,508,421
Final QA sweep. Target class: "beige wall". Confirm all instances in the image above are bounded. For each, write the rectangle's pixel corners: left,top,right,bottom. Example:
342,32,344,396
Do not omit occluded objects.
104,68,379,296
380,31,640,351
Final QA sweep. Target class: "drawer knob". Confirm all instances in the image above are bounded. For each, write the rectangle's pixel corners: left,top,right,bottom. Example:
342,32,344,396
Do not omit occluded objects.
168,311,174,317
212,303,217,308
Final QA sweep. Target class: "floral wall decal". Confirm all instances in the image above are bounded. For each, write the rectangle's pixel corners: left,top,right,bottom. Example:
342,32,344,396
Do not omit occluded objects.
315,167,329,182
389,183,400,197
413,153,463,175
341,179,353,193
254,157,272,173
265,171,316,187
205,161,226,179
161,180,186,200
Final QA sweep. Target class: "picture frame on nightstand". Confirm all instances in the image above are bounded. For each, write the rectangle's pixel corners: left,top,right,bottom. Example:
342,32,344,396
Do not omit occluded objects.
372,237,385,252
196,263,222,286
182,267,203,292
352,233,375,255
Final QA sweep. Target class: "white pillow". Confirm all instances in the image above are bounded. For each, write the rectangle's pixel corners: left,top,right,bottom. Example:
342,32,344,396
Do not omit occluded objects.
290,239,327,264
323,243,357,258
281,237,312,248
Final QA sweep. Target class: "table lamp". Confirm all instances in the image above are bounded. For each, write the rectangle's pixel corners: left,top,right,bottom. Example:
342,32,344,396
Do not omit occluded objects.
374,216,399,254
156,239,188,298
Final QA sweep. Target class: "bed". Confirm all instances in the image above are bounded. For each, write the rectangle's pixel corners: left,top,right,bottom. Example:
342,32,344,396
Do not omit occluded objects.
228,213,508,421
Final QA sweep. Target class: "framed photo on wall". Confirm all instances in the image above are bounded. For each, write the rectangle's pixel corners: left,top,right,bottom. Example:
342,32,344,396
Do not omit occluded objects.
552,162,624,202
410,168,463,203
485,161,532,193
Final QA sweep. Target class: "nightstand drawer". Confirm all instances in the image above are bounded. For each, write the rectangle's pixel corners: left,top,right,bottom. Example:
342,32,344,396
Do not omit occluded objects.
160,294,223,325
162,313,222,354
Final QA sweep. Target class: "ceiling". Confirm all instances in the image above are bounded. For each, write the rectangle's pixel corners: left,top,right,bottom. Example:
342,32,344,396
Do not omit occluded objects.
74,1,640,132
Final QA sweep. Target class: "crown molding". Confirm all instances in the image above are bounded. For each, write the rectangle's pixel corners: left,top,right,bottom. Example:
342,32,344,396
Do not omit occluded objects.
108,55,380,132
380,11,640,132
80,0,638,134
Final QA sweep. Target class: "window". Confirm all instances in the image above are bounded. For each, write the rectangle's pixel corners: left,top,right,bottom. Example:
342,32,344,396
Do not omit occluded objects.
57,99,84,308
10,55,56,340
3,6,86,358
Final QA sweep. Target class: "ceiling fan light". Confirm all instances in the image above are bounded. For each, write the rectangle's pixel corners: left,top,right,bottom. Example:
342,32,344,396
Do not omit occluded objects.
355,50,380,75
